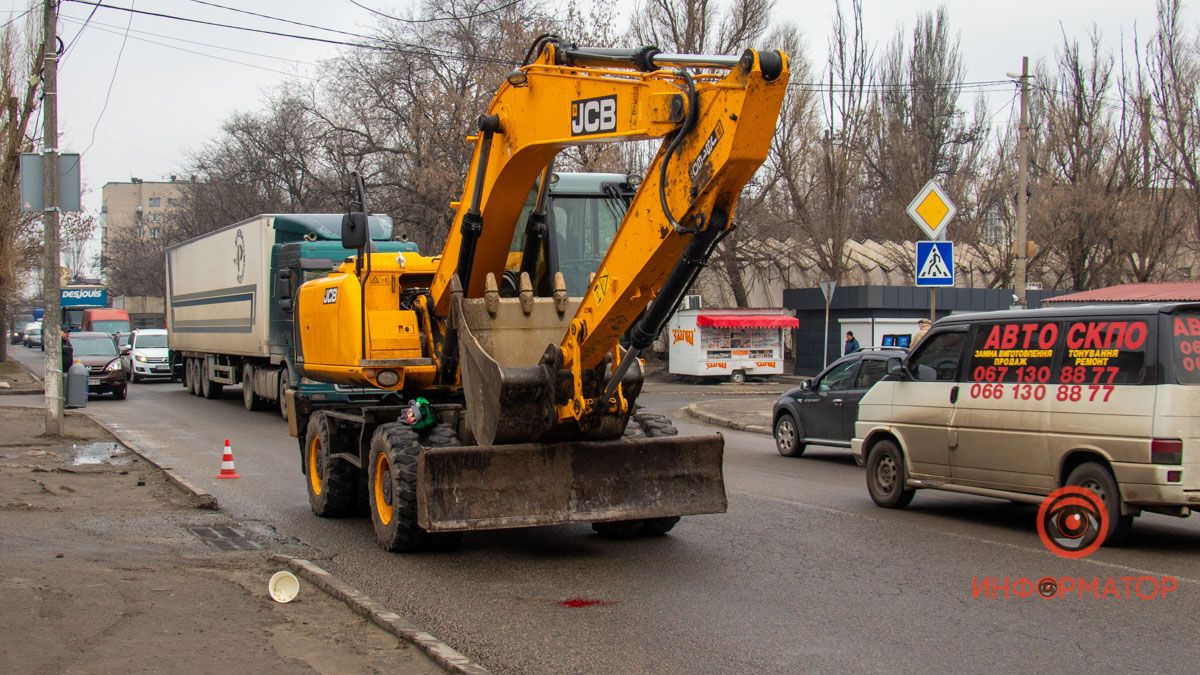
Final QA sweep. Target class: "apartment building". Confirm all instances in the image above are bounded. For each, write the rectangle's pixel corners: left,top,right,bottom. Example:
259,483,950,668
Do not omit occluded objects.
99,177,189,275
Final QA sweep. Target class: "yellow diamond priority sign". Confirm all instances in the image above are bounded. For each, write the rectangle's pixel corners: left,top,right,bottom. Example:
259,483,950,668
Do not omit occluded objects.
906,180,956,240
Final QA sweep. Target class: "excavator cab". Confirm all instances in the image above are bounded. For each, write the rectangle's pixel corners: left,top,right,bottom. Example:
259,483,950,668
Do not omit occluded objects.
505,172,636,296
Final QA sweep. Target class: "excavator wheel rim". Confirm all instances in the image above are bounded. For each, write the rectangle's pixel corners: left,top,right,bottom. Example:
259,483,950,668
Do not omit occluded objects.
374,451,394,526
307,433,323,497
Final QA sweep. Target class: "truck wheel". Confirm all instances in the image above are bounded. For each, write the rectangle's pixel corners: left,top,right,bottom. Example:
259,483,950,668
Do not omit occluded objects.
305,412,358,517
595,413,681,538
1066,462,1135,546
367,423,462,552
278,369,290,421
730,370,747,384
866,439,915,509
242,365,265,411
185,359,196,395
202,360,223,399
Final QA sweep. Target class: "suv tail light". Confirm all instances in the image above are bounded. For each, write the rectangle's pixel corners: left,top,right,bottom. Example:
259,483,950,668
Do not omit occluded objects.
1151,438,1183,465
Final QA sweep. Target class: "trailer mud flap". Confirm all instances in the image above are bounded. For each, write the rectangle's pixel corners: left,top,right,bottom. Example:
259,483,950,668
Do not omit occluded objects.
416,435,726,531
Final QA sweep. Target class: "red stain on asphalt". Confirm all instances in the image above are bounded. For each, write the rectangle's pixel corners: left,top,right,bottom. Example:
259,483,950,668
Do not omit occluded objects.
559,598,616,608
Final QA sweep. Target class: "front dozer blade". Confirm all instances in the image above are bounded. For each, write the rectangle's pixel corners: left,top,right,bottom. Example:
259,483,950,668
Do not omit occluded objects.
416,434,726,532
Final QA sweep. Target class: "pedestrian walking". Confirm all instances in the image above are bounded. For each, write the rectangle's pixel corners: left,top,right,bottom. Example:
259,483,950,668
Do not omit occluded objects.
844,331,860,355
912,318,932,347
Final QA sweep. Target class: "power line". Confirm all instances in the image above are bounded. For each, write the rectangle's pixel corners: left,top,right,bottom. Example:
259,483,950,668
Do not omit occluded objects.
59,14,320,68
184,0,365,40
62,0,519,67
81,0,133,157
347,0,523,24
64,0,387,50
61,0,101,61
59,15,320,80
1,6,33,29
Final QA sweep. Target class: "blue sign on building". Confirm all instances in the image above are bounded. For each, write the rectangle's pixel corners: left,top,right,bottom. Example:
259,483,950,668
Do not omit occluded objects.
915,241,954,287
60,287,107,307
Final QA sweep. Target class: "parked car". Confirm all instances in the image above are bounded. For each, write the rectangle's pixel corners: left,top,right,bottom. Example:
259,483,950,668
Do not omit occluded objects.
122,329,172,383
854,302,1200,545
10,325,23,344
22,321,42,348
773,347,907,459
68,331,127,399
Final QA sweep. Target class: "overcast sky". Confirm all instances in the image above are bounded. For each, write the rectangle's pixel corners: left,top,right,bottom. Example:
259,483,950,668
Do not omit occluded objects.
0,0,1177,258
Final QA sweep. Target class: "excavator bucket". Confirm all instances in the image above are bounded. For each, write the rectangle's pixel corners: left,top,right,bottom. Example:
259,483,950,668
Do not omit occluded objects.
416,434,727,531
430,275,727,531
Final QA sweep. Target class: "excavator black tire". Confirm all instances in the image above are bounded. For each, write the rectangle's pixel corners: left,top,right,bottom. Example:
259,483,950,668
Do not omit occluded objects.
367,422,463,552
594,412,682,538
304,412,358,517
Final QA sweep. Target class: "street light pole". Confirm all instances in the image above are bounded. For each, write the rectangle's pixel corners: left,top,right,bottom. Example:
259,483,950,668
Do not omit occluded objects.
41,0,63,435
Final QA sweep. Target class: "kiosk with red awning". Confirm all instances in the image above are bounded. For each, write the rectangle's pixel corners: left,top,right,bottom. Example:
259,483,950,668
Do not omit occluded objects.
668,308,798,383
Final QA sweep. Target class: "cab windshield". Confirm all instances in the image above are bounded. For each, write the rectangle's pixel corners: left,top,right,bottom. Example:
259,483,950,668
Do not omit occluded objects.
134,334,167,349
92,320,131,334
510,188,630,296
71,336,117,357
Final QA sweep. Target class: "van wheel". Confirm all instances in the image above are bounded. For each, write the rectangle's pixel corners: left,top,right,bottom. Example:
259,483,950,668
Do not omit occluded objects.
1066,462,1135,545
774,412,805,457
866,440,915,508
730,370,746,384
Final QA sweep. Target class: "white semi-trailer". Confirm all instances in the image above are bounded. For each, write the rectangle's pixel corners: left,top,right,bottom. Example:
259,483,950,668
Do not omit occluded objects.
166,213,416,418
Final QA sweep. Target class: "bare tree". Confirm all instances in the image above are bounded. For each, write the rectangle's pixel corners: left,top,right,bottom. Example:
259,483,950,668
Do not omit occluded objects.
0,7,44,361
1030,30,1125,290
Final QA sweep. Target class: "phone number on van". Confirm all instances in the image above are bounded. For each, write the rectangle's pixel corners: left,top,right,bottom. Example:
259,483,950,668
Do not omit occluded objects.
968,383,1115,403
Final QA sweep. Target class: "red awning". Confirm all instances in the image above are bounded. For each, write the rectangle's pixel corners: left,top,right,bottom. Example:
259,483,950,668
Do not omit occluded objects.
696,314,798,328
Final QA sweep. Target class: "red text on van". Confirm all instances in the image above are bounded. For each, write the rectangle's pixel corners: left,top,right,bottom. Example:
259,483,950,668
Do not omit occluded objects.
981,323,1059,350
1065,321,1147,351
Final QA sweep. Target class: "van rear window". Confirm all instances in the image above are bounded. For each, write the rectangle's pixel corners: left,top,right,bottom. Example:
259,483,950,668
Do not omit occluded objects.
967,320,1147,385
1169,311,1200,384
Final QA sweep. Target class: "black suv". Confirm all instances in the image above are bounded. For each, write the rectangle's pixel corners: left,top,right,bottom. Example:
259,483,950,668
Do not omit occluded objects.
772,347,906,460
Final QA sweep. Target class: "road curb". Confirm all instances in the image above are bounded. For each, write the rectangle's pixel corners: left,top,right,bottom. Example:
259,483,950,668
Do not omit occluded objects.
85,414,219,511
0,388,44,396
683,403,771,435
271,555,490,675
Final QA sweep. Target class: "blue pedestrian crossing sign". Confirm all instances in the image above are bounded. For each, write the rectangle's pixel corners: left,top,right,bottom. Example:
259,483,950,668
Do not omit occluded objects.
915,241,954,287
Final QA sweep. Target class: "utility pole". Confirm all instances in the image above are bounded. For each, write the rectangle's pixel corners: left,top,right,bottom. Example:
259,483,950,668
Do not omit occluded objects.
1013,56,1030,308
42,0,63,435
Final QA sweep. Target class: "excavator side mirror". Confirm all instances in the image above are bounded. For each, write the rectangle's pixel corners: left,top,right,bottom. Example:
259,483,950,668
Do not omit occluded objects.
341,213,369,251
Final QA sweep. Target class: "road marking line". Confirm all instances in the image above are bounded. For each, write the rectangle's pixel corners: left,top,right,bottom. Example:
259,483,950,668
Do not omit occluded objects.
735,490,1200,585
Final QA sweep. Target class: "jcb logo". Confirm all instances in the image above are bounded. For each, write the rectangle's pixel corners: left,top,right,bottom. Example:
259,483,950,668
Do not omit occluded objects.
571,96,617,136
672,329,695,346
323,288,338,305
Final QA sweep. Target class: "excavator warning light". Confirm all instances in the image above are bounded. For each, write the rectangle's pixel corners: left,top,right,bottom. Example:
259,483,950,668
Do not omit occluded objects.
506,69,529,87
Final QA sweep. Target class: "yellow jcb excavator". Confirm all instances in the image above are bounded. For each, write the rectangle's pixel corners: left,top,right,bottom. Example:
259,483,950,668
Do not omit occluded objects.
288,37,789,551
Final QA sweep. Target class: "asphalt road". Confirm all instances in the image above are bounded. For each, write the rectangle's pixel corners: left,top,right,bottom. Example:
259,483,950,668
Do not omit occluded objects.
12,346,1200,673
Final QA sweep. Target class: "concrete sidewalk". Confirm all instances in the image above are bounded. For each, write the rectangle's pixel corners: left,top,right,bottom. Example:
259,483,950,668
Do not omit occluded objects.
0,406,453,673
684,396,776,435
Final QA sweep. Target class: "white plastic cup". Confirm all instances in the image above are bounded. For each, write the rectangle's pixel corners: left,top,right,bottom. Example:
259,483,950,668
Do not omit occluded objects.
268,570,300,603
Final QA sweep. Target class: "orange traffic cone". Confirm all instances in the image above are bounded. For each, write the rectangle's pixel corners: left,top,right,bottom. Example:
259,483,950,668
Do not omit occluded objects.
216,439,240,479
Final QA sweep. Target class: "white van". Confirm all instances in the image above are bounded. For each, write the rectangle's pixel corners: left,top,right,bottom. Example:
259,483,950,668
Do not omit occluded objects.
853,302,1200,544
